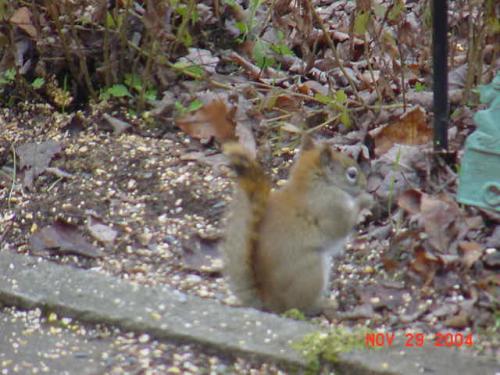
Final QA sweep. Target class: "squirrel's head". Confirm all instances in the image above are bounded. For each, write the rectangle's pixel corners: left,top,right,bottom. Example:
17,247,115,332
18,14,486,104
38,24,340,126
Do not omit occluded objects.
292,135,370,206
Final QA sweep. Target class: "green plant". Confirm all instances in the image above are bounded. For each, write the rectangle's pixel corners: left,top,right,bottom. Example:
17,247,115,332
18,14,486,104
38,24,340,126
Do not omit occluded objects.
314,89,351,128
252,38,276,69
227,0,295,70
171,0,198,47
100,84,131,100
171,62,205,79
414,81,427,92
230,0,263,42
124,73,157,101
252,30,295,70
270,31,295,57
0,0,7,20
292,328,372,373
174,98,203,115
99,74,157,103
0,68,16,86
282,308,307,321
31,77,45,90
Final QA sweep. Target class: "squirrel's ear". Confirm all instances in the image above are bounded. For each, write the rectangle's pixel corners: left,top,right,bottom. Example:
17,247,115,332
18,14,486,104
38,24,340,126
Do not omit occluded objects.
318,144,333,167
301,133,315,151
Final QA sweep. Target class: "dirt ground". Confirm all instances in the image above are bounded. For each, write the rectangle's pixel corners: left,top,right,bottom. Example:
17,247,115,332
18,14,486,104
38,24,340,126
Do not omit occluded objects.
0,101,498,359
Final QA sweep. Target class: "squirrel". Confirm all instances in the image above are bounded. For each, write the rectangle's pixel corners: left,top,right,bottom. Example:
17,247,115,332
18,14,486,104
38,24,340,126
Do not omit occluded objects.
222,135,373,316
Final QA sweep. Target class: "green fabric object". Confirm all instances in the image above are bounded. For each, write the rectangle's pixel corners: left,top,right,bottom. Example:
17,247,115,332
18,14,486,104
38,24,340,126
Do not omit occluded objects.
457,73,500,211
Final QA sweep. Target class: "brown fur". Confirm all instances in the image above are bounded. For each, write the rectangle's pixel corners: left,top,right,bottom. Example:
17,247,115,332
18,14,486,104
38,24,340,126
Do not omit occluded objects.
222,139,372,314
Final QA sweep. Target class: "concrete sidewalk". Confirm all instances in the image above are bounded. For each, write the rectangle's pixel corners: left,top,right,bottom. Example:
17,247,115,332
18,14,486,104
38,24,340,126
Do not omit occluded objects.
0,251,497,374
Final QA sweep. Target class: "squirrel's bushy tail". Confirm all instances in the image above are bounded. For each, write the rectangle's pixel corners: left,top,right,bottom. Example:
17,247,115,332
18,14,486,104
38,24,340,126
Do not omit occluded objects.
222,143,271,307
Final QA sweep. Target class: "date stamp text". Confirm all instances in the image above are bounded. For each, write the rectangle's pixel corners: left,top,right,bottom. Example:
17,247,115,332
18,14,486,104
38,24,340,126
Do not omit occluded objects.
365,332,474,348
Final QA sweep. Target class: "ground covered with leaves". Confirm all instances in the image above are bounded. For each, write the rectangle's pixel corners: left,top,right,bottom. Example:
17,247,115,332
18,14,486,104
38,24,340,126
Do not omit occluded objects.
0,0,499,369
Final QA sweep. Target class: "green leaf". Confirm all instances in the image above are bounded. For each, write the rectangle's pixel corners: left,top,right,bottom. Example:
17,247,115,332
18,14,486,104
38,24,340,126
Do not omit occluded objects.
185,64,203,78
340,109,351,127
190,8,199,23
252,39,275,69
249,0,263,21
270,42,294,57
181,31,193,47
388,0,404,22
175,101,185,113
235,21,248,35
414,82,426,92
32,77,45,89
314,93,333,105
4,68,15,81
105,12,116,28
172,62,204,79
175,99,202,115
124,73,142,92
354,11,370,35
107,84,131,98
335,89,347,104
99,90,110,101
0,0,6,21
145,89,157,102
176,4,187,17
187,99,203,112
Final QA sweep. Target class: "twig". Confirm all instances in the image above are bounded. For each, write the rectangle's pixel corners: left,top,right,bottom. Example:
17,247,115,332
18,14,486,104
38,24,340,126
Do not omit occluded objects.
363,35,384,109
303,0,365,106
396,38,407,111
307,113,341,133
0,221,13,246
8,144,16,211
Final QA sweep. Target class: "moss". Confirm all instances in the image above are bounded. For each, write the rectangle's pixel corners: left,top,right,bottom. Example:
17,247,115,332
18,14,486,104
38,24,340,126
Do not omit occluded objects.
292,327,373,373
282,308,307,321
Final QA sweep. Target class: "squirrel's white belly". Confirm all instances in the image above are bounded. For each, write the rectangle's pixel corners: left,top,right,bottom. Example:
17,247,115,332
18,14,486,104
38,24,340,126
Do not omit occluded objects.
321,237,348,292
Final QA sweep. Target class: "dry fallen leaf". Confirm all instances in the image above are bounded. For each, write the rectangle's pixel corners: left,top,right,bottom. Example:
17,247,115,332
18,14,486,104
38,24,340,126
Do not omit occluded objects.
410,247,441,286
87,216,118,245
10,7,37,39
182,235,222,274
17,140,62,189
371,145,422,206
370,106,432,156
420,193,461,252
355,284,407,318
458,241,484,269
398,189,423,215
180,151,228,171
103,113,132,135
448,64,468,90
176,99,236,142
443,310,470,329
177,48,219,74
267,94,301,111
30,221,103,258
297,80,328,96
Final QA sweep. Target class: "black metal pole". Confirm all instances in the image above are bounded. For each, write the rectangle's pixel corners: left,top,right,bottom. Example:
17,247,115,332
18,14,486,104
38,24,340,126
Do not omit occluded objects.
432,0,449,152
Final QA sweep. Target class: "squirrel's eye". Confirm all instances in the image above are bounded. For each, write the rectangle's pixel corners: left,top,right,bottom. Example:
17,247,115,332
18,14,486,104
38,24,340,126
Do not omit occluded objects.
345,166,358,183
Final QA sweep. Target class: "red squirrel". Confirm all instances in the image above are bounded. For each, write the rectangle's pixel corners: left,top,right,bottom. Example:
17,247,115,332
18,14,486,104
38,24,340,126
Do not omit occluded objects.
222,136,373,315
